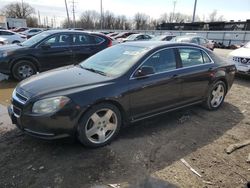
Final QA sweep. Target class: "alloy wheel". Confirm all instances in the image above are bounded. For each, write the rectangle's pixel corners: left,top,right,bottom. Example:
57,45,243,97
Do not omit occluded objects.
85,108,118,144
210,84,225,108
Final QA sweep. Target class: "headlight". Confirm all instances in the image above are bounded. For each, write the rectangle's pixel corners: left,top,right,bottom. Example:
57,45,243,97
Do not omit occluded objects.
32,96,70,114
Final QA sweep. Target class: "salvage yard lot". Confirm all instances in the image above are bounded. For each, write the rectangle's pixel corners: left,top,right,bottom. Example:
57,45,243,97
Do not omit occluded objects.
0,49,249,188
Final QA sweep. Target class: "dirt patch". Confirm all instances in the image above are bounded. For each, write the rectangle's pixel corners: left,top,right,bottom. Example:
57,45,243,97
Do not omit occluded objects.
0,76,250,188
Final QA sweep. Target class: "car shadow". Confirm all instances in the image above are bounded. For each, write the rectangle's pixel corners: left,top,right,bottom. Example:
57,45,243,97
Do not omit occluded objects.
235,75,250,87
0,102,244,188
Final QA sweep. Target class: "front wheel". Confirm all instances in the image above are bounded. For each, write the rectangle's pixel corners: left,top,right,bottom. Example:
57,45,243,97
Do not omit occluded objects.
204,81,226,110
12,60,37,80
77,103,122,147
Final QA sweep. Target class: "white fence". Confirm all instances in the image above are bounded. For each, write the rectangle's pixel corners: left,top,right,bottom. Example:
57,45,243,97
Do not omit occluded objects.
101,30,250,46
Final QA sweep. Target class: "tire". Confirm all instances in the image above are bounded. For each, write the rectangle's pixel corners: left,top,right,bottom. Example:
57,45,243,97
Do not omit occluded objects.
204,81,226,110
77,103,122,147
12,40,20,44
12,60,37,80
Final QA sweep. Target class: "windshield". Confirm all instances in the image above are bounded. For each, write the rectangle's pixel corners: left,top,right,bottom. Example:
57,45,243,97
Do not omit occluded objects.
151,35,165,41
127,34,138,40
244,42,250,48
21,32,50,46
80,45,149,77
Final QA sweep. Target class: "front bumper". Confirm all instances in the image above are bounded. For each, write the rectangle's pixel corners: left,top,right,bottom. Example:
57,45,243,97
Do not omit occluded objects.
236,64,250,75
0,57,11,74
8,104,77,140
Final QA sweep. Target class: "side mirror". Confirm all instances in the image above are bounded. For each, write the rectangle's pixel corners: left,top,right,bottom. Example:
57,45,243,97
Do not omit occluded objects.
41,43,51,50
134,66,155,78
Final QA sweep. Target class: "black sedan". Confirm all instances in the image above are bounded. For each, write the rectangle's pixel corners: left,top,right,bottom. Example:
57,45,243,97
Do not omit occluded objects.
0,30,112,80
8,42,236,147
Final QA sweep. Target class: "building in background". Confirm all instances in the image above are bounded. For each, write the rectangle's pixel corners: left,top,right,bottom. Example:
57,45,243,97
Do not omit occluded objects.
0,15,27,29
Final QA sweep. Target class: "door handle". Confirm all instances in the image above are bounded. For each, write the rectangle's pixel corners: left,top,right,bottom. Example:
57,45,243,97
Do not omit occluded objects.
172,74,179,78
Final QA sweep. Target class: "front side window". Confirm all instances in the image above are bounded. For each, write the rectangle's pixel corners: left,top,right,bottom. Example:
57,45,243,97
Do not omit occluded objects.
42,34,71,47
142,48,176,73
179,48,210,67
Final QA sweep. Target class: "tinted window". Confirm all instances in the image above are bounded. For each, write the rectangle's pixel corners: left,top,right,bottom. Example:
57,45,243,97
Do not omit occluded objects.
42,34,71,47
142,49,176,73
72,34,94,45
93,36,105,44
179,48,205,67
0,31,14,35
202,51,212,63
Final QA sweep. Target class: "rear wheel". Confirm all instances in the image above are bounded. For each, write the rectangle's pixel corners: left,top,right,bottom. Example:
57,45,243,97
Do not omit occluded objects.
77,103,121,147
12,60,37,80
204,81,226,110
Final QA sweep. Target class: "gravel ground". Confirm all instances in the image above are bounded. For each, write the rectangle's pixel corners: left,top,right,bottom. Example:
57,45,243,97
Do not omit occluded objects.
0,49,249,188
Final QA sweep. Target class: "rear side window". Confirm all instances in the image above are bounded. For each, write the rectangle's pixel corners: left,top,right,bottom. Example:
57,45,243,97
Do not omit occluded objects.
179,48,211,67
93,36,105,44
142,48,176,73
0,31,14,35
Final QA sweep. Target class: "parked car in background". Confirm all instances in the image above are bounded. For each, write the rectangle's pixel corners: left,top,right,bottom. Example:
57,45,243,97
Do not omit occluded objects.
151,34,176,41
122,33,152,43
171,35,214,50
0,30,113,80
8,42,236,147
12,27,29,33
20,28,43,39
113,32,137,40
0,29,26,44
107,32,119,38
228,41,250,75
0,37,9,45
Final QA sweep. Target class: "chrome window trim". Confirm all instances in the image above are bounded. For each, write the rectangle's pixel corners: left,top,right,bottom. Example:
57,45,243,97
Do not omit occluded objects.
129,46,214,80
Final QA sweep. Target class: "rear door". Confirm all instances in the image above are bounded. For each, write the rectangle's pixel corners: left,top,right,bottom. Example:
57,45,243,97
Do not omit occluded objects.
177,47,214,103
71,33,105,63
36,33,73,70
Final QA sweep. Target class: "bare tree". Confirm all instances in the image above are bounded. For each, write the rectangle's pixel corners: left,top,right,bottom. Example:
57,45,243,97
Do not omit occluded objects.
134,13,150,30
79,10,100,29
2,2,35,19
103,11,115,29
208,10,224,22
26,17,38,27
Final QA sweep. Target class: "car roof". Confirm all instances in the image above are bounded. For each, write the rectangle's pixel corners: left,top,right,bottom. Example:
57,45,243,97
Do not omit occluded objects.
120,41,208,50
42,29,98,35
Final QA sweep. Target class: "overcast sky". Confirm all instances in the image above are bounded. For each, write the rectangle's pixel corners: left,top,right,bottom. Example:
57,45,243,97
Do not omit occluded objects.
0,0,249,27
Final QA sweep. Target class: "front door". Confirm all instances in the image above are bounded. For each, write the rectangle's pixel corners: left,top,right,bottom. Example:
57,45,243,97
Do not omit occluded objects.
128,48,183,120
36,33,73,71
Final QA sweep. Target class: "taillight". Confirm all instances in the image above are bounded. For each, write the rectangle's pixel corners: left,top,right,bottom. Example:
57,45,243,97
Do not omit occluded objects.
108,39,112,47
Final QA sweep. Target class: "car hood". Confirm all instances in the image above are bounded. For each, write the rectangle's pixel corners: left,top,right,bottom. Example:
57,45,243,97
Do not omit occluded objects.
229,47,250,58
17,65,113,98
0,44,25,52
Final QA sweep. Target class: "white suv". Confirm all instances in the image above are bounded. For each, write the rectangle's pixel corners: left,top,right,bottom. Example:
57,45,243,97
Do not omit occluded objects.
228,42,250,75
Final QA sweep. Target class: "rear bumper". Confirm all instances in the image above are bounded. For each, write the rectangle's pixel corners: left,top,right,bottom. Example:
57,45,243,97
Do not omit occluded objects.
0,58,11,74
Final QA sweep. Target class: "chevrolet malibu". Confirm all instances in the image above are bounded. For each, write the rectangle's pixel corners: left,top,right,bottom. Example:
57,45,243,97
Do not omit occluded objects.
8,42,236,147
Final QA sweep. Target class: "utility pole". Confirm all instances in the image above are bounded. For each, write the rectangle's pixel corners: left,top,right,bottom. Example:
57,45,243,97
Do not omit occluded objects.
192,0,197,22
64,0,70,27
71,0,76,28
38,11,41,26
100,0,103,29
21,0,24,18
172,0,177,23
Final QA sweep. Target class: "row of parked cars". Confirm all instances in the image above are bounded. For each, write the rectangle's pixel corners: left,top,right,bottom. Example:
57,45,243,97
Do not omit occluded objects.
0,28,248,148
5,29,237,147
